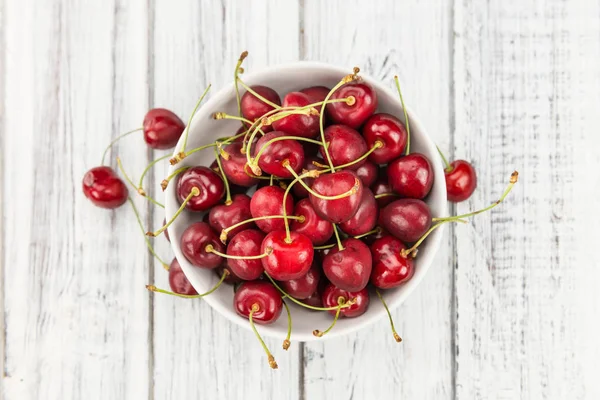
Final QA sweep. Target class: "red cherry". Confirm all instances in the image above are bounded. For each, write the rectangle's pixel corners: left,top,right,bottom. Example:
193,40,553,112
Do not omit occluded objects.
322,238,372,292
253,131,304,178
372,179,395,208
339,188,378,236
290,198,334,245
302,291,324,308
320,125,367,170
142,108,185,150
180,222,224,268
326,81,378,129
292,156,321,198
250,186,294,233
380,199,432,243
321,283,370,318
168,258,198,295
226,229,265,280
370,235,415,289
82,166,128,209
362,113,408,164
216,264,243,284
309,170,363,223
234,281,283,324
272,92,320,138
445,160,477,202
300,86,330,103
176,166,224,211
280,262,321,299
261,231,314,280
220,142,259,187
241,85,281,123
355,160,378,188
208,194,254,238
388,153,434,199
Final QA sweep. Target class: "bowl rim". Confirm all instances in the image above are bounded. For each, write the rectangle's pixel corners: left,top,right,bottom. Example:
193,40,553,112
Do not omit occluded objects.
165,61,448,341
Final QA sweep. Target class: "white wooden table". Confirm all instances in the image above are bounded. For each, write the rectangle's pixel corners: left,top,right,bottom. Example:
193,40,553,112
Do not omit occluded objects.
2,1,600,399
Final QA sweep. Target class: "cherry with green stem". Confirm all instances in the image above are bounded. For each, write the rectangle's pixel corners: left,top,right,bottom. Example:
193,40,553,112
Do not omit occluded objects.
375,289,402,342
145,268,229,298
436,145,478,203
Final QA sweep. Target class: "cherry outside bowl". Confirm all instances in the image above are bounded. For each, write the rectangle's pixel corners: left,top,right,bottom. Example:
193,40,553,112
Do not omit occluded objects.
165,62,447,342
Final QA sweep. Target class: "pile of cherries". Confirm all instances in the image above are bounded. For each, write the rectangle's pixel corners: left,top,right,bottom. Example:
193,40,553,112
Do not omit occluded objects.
82,52,517,369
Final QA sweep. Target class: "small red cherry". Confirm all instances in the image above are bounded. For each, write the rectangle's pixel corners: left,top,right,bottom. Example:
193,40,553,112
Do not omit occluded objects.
309,171,363,223
180,222,224,268
241,85,281,123
321,283,370,318
355,160,378,188
143,108,185,150
290,198,334,245
380,199,432,243
339,188,378,236
272,92,320,138
176,166,224,211
220,142,260,187
326,81,378,129
300,86,330,103
362,113,407,164
168,258,198,295
322,238,372,292
250,186,294,233
445,160,477,202
234,281,283,324
226,229,265,281
320,125,367,169
280,262,321,299
82,166,128,209
261,231,314,281
208,194,254,238
370,235,415,289
388,153,434,199
253,131,304,178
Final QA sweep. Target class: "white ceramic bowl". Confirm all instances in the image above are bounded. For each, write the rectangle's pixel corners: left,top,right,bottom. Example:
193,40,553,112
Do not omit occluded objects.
166,62,447,341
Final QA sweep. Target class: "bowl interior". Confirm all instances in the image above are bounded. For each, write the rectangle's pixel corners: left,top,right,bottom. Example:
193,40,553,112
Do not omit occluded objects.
165,62,447,341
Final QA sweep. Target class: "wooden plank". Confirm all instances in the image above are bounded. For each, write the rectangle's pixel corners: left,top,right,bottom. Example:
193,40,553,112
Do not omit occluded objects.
453,1,600,398
2,1,151,399
151,1,301,399
300,1,454,399
0,0,5,393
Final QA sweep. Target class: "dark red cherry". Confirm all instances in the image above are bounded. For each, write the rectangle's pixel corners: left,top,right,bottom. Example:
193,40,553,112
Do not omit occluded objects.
180,222,224,269
143,108,185,150
320,125,367,169
168,258,198,295
302,291,324,308
82,166,128,209
241,85,281,123
388,153,434,199
208,194,254,238
309,171,363,223
234,281,283,324
176,166,224,211
290,198,334,245
226,229,265,281
339,188,378,236
381,199,432,243
370,235,415,289
216,264,243,284
372,179,395,208
292,156,321,198
253,131,304,178
272,92,320,138
250,186,294,233
362,113,407,164
321,283,370,318
322,238,372,292
280,262,321,299
300,86,330,103
355,160,378,188
261,231,314,281
445,160,477,202
220,142,259,187
326,81,378,129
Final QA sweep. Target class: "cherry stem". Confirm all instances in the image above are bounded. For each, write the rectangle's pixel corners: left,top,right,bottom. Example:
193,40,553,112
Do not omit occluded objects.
173,143,218,165
116,157,165,208
374,192,400,200
127,198,169,270
234,51,248,119
161,166,190,191
285,165,360,201
432,171,519,223
282,299,292,350
269,174,274,186
138,153,171,191
250,136,323,175
213,147,231,204
145,269,229,298
393,76,411,155
319,79,349,170
216,129,248,145
212,112,266,137
101,127,143,166
205,244,272,260
313,296,345,337
436,145,453,172
321,141,383,171
179,84,212,156
236,79,282,110
147,187,199,237
282,167,317,242
314,227,382,250
401,218,466,258
332,224,345,251
375,289,402,343
220,215,305,243
248,304,278,369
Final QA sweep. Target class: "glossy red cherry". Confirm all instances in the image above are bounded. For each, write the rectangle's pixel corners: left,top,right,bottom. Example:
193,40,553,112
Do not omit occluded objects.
362,113,407,164
250,186,294,233
82,166,128,209
370,235,415,289
143,108,185,150
226,229,265,280
292,156,321,198
234,281,283,324
300,86,330,103
168,258,198,295
355,160,378,188
280,262,321,299
290,198,334,245
208,194,254,238
180,222,224,269
322,238,372,292
372,178,395,208
339,188,378,236
253,131,304,178
445,160,477,202
388,153,434,199
321,283,370,318
177,166,224,211
326,81,378,129
381,199,432,243
309,170,363,223
241,85,281,123
216,264,243,284
220,142,259,187
272,92,320,138
320,125,367,169
261,231,314,280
